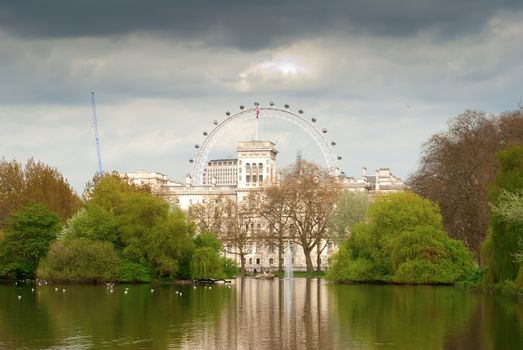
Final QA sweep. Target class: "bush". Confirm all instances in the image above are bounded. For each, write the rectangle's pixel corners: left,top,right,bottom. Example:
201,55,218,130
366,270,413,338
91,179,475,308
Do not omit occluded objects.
118,260,152,283
37,239,120,282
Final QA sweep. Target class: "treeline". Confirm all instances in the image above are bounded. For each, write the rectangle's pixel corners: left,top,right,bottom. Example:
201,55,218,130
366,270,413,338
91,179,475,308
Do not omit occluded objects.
0,166,236,283
409,109,523,290
328,109,523,288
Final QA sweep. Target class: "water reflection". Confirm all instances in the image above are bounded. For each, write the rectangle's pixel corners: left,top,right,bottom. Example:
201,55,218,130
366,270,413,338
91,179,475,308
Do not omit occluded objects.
0,280,521,349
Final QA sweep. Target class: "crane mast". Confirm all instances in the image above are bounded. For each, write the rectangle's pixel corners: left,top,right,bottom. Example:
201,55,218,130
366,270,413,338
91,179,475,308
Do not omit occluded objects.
90,92,103,175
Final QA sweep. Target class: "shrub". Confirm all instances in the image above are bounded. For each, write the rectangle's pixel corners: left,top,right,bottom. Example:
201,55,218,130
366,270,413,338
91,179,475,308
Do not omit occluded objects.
37,239,120,282
118,260,152,283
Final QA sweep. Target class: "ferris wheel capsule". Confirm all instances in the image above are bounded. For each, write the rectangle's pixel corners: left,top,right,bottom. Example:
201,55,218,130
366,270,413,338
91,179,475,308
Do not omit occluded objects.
254,102,259,106
269,101,275,106
331,141,336,146
311,117,317,123
195,144,200,149
189,159,194,163
322,128,328,133
203,131,208,136
298,109,304,114
226,111,230,116
284,104,289,109
337,156,342,160
240,105,244,110
213,120,218,125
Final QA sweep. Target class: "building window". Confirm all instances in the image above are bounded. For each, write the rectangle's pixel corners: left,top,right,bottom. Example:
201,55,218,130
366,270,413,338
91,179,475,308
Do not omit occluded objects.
246,175,250,182
259,175,263,182
269,258,274,265
256,258,260,265
249,258,252,265
269,244,275,253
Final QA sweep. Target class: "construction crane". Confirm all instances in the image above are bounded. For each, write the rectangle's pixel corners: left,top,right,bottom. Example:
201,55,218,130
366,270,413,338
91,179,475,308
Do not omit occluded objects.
90,92,103,175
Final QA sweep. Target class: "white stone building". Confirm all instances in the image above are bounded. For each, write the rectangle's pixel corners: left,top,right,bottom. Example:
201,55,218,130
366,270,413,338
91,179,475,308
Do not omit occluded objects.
126,141,405,272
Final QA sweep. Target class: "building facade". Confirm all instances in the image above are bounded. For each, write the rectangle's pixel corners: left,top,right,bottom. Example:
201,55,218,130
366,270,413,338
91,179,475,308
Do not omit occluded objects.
126,141,405,272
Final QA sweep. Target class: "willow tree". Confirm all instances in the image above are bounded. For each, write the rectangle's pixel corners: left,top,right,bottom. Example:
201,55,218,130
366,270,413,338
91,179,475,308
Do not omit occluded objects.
483,145,523,283
279,160,341,272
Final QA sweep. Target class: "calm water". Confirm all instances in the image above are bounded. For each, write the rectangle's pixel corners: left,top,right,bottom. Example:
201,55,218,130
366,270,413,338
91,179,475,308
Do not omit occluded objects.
0,278,522,349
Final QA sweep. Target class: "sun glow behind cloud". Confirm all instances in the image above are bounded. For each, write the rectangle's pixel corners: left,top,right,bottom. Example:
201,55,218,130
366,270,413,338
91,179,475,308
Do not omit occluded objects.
239,60,304,79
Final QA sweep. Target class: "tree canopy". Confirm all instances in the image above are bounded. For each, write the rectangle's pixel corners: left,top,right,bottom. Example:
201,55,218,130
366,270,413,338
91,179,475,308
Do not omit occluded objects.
0,158,80,228
0,203,61,279
482,145,523,285
409,110,523,258
327,191,477,284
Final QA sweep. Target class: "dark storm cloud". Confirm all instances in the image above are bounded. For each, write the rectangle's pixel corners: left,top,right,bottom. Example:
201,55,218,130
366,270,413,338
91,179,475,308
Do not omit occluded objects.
0,0,521,50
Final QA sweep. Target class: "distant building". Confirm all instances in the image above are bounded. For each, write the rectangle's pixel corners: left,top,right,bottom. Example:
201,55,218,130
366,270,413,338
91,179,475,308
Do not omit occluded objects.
126,141,406,272
202,159,238,186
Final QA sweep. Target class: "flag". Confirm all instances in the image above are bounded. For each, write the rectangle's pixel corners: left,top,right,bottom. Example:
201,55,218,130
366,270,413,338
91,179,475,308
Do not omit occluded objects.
256,104,260,119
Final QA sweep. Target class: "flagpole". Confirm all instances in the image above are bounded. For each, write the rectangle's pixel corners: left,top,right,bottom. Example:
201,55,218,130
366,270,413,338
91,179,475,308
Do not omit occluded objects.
255,103,260,140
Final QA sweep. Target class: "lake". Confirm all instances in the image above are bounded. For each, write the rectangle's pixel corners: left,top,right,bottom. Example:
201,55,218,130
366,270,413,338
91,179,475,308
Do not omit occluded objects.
0,278,521,349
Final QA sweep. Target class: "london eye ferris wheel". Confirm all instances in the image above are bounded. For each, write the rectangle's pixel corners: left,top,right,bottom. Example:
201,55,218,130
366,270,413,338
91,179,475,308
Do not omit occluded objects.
189,102,343,186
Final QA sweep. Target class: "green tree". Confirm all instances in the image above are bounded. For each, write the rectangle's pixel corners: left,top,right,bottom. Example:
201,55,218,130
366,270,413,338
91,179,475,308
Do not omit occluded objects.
328,191,370,244
192,232,238,278
190,247,225,280
59,203,119,244
0,203,60,279
85,174,194,280
482,145,523,284
327,191,477,284
37,239,120,282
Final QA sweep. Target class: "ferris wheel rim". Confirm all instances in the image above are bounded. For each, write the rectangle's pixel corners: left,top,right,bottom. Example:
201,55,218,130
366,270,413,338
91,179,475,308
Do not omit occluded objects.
190,105,339,185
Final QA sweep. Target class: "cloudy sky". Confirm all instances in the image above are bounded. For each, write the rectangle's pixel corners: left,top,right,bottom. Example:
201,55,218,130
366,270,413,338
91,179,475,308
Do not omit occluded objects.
1,0,522,193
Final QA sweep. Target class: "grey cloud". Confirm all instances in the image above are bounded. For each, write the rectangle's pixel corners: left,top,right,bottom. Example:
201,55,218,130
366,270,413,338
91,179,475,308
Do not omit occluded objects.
0,1,521,50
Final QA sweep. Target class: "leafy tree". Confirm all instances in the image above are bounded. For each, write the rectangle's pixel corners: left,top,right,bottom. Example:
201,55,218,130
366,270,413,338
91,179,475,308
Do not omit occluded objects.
58,203,119,244
482,145,523,284
328,191,370,244
194,232,223,252
192,231,238,278
37,239,120,282
190,247,226,280
327,191,477,284
74,173,195,281
0,158,80,228
409,110,523,258
0,203,60,279
0,159,24,226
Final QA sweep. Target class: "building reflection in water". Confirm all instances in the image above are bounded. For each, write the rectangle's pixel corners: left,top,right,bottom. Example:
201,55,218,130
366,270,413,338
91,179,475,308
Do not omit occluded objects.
183,278,336,350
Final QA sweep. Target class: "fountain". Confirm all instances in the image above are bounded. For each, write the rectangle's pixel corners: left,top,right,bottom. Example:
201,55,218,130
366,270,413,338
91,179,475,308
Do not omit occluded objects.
284,241,293,280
